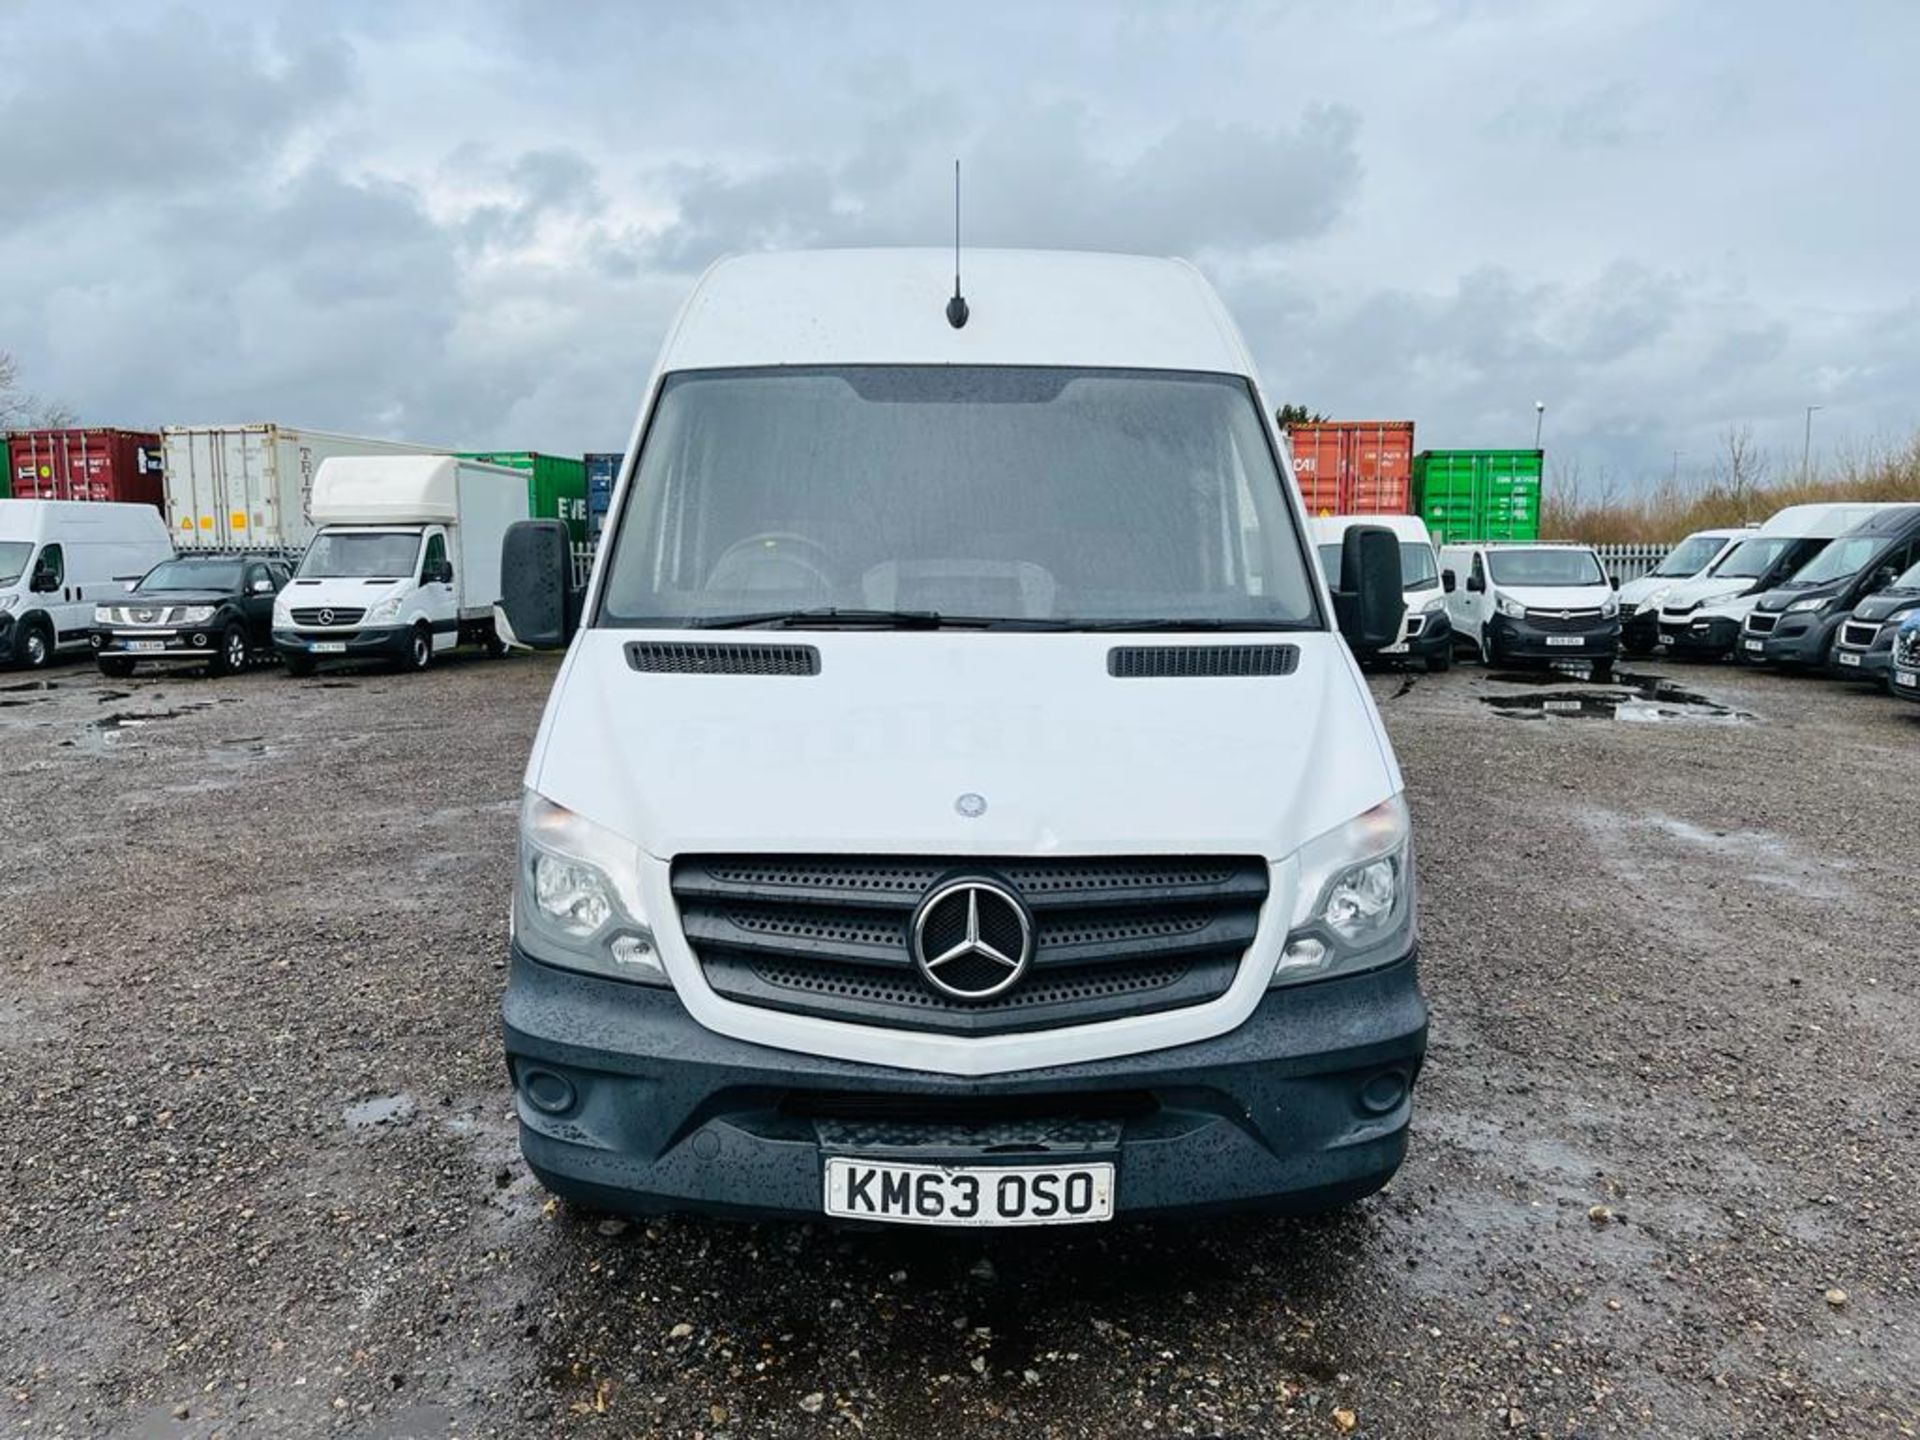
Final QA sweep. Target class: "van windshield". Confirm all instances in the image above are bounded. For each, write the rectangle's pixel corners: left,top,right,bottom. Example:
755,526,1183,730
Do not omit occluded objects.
140,559,242,591
598,366,1319,629
0,541,30,587
1486,548,1604,587
1318,541,1437,591
1652,534,1726,577
1785,536,1878,587
1708,536,1798,580
298,531,421,580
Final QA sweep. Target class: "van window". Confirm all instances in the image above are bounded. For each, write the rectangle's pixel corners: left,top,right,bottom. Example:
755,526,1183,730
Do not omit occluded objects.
0,541,30,587
600,366,1318,628
1787,536,1879,587
1652,534,1726,577
1486,548,1603,587
422,534,447,578
1712,535,1801,580
1399,543,1439,590
1469,554,1486,588
33,543,64,590
298,532,422,579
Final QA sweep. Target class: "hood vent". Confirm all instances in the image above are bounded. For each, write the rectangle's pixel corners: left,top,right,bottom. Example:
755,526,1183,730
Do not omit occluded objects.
1107,644,1300,678
625,641,821,676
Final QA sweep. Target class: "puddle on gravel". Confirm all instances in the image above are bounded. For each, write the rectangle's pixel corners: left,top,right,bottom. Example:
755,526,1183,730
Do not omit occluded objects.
0,679,57,692
91,703,215,737
344,1093,418,1131
1483,670,1748,724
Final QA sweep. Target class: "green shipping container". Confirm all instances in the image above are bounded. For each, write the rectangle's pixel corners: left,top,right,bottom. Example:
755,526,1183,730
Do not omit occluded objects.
458,451,589,543
1412,448,1543,544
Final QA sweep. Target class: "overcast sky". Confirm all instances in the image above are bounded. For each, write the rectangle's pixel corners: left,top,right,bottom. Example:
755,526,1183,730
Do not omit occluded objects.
3,0,1914,489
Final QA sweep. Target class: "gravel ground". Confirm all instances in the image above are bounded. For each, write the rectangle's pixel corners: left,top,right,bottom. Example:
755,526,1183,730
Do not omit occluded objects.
1,650,1916,1439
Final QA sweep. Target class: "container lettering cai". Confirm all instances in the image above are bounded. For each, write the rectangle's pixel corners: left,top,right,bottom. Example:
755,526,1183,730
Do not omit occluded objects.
1412,448,1543,544
8,428,165,511
458,452,589,544
163,425,447,552
1285,421,1414,516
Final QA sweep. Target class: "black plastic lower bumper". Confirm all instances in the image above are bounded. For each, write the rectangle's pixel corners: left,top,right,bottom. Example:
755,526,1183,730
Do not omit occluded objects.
92,627,225,659
272,626,411,661
1892,663,1920,701
502,944,1429,1222
1658,613,1742,658
1620,607,1660,652
1741,613,1840,666
1489,614,1621,664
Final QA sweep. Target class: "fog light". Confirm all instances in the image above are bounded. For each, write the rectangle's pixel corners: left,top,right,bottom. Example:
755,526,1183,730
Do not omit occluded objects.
90,634,104,648
1359,1069,1408,1116
520,1067,577,1116
191,633,208,648
1272,936,1329,983
610,932,665,980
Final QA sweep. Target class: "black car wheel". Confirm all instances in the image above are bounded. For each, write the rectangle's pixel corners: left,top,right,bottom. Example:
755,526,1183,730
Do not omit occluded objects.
209,624,249,677
405,625,432,672
1425,645,1452,674
97,655,136,679
17,618,53,670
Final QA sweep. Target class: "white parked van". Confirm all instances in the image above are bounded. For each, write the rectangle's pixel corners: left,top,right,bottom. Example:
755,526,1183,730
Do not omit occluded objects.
0,499,174,669
1656,503,1905,660
1614,527,1747,655
494,248,1425,1227
1310,514,1451,671
272,456,528,675
1440,540,1621,676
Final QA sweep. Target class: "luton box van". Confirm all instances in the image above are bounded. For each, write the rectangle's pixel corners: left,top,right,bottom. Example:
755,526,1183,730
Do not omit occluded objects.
0,499,175,669
1311,514,1449,670
1439,541,1620,676
492,248,1425,1227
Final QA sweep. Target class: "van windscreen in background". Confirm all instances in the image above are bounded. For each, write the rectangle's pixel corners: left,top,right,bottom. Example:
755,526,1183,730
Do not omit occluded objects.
1318,541,1437,590
1651,533,1726,577
598,367,1319,629
297,532,422,580
0,541,30,587
1486,548,1605,587
1785,535,1880,587
1712,535,1802,580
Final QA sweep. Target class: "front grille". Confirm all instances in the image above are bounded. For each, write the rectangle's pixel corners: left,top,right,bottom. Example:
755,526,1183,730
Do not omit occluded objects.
290,607,366,627
1897,629,1920,666
1840,622,1879,650
108,605,183,626
1523,608,1605,632
1746,612,1779,635
672,854,1268,1035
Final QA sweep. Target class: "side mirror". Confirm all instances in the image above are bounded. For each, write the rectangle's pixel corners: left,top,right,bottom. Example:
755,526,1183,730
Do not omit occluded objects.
1870,567,1896,593
500,520,577,649
429,561,454,585
250,578,275,594
30,565,59,593
1609,574,1621,590
1331,525,1405,653
1465,574,1485,594
1442,569,1457,594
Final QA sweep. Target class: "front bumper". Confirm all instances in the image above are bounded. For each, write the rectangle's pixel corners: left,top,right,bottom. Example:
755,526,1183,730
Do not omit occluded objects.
1740,612,1840,666
92,627,223,660
1374,610,1451,661
1891,662,1920,700
1489,614,1621,663
1658,612,1742,658
0,614,16,663
503,943,1429,1221
272,626,410,660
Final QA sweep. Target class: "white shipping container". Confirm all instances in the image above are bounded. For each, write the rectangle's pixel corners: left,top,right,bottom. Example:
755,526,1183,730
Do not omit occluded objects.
162,424,448,552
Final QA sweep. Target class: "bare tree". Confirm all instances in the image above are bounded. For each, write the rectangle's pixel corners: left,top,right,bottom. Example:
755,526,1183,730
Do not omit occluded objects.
0,350,76,429
1712,424,1770,511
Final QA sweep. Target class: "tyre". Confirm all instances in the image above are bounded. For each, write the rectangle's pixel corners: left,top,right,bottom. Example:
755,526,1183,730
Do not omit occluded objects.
1590,659,1615,683
484,627,508,659
403,624,432,673
1424,645,1452,674
96,655,136,679
1478,629,1498,667
209,624,249,678
16,618,53,670
283,652,317,678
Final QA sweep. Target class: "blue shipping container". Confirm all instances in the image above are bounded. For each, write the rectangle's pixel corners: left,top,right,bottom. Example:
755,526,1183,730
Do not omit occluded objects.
584,452,621,540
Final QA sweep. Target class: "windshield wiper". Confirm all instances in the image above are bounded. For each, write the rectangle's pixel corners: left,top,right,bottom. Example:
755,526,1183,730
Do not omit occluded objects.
1073,618,1317,632
686,608,1046,631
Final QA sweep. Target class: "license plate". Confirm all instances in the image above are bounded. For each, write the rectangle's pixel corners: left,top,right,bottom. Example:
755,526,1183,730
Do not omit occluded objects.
1542,699,1585,712
310,641,347,654
1897,670,1918,688
1743,639,1764,653
1545,635,1585,647
126,640,166,653
823,1158,1114,1227
1837,651,1861,667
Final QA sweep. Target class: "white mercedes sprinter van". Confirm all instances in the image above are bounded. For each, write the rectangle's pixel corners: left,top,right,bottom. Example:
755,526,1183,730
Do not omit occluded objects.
496,249,1424,1226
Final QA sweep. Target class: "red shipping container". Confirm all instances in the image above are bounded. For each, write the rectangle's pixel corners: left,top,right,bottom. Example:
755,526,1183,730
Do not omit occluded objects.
1285,421,1415,516
7,428,165,511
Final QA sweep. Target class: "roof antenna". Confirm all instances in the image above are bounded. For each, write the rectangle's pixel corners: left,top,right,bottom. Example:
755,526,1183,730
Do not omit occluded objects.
945,159,969,329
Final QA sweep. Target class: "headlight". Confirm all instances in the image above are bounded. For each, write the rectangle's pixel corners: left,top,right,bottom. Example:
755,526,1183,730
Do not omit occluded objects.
367,595,404,623
1494,595,1527,620
515,791,666,986
93,605,113,624
178,605,216,624
1785,597,1828,614
1601,594,1619,618
1421,593,1448,613
1272,794,1415,988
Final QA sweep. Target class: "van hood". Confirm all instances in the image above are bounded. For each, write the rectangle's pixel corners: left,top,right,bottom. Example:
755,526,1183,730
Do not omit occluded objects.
1853,588,1920,623
1754,581,1845,615
529,629,1400,861
278,577,410,606
121,588,235,607
1617,572,1681,607
1495,584,1613,610
1658,574,1754,612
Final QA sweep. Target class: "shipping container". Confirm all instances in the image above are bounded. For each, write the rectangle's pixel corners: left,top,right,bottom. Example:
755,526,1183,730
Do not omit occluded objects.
164,425,447,551
584,451,621,539
1285,421,1415,516
9,428,166,511
1412,448,1543,544
458,451,589,543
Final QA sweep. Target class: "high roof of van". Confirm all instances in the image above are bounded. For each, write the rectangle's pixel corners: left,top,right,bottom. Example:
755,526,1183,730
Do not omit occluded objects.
1308,514,1435,545
1758,501,1911,538
656,249,1257,376
0,498,171,542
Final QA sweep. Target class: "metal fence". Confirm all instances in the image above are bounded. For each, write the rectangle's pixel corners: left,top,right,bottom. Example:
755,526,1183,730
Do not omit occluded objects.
570,542,597,592
1592,543,1672,584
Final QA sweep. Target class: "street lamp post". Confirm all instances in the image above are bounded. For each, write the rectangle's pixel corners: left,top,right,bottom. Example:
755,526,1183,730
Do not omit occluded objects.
1802,405,1823,483
1534,400,1546,449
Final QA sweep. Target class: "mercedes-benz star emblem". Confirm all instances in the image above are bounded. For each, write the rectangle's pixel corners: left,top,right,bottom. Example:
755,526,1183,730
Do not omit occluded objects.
318,608,335,626
910,878,1033,1001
